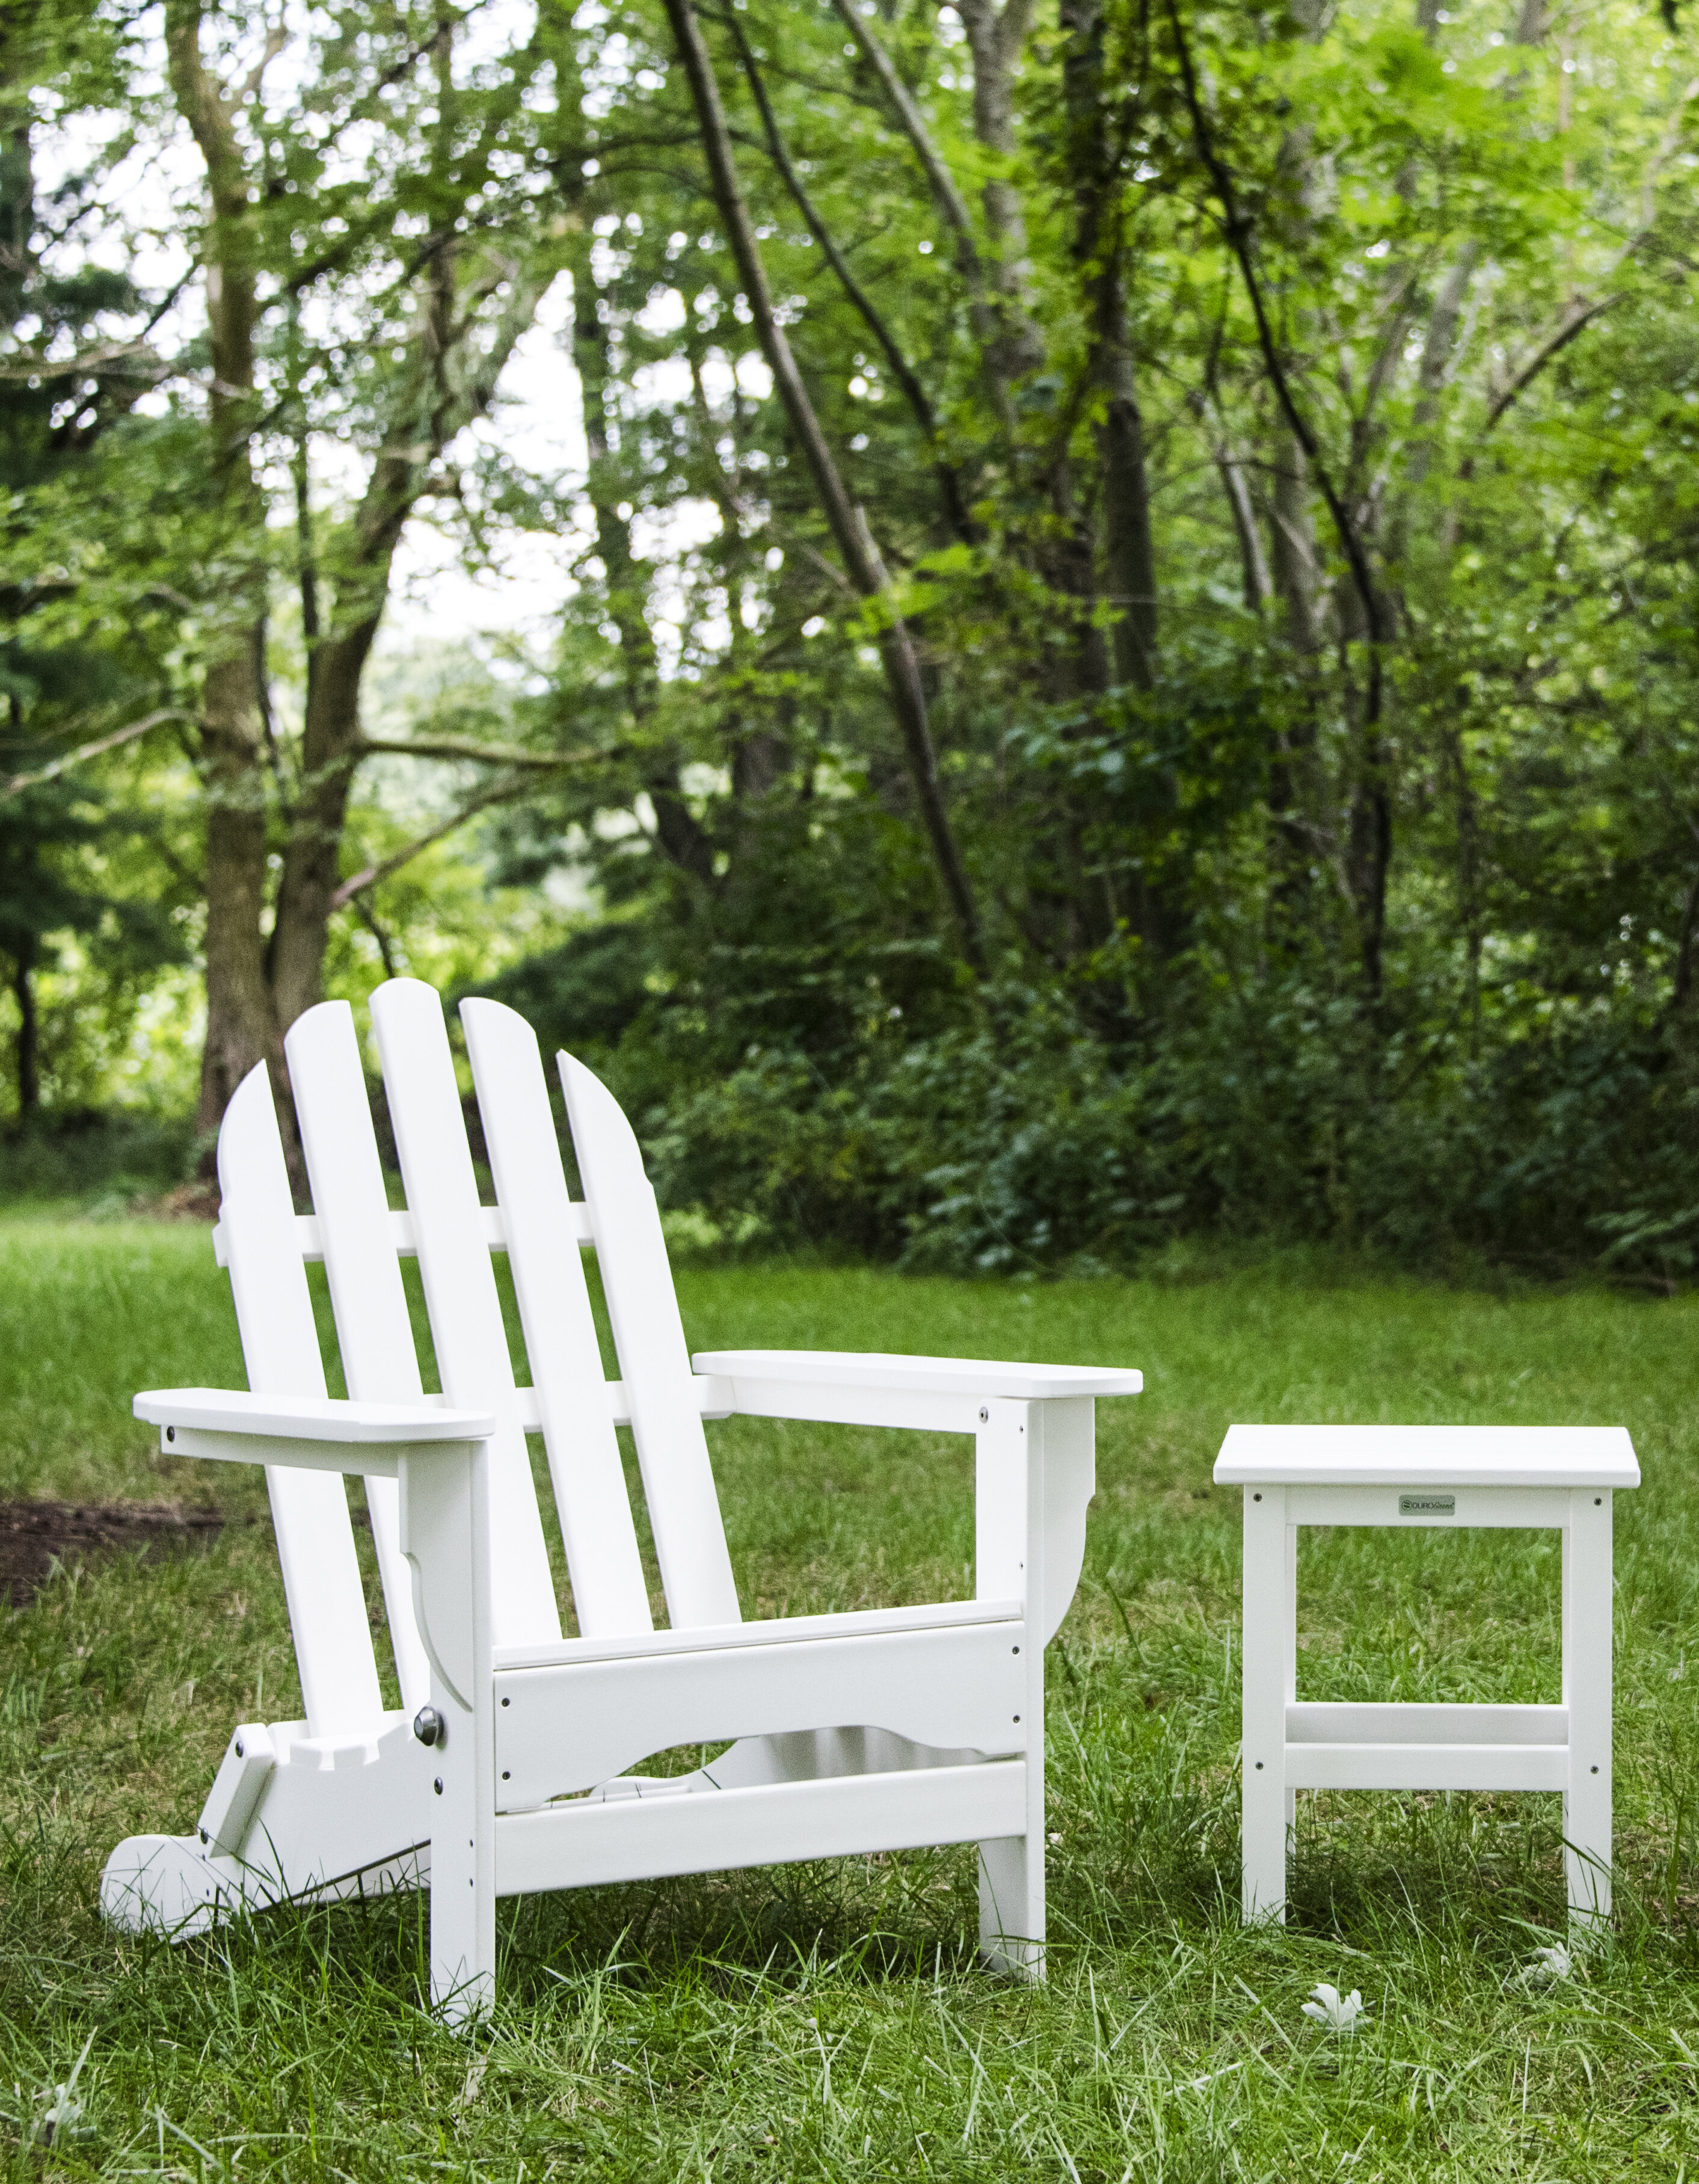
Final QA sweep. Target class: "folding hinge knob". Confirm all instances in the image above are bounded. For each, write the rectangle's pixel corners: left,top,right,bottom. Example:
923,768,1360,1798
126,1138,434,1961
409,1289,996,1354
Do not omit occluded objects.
413,1706,445,1748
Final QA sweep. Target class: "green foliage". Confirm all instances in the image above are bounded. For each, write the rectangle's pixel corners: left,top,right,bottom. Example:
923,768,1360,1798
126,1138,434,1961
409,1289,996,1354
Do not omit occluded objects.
0,5,197,1126
2,0,1698,1274
0,1113,198,1217
443,0,1699,1281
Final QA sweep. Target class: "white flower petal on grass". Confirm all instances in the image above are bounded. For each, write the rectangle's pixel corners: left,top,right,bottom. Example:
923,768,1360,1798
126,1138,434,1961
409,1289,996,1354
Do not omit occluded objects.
34,2034,96,2146
35,2088,91,2145
1511,1941,1575,1991
1301,1983,1368,2035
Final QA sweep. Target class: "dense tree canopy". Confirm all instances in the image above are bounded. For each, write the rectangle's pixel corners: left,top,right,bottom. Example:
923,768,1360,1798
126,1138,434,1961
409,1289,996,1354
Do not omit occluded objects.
2,0,1697,1276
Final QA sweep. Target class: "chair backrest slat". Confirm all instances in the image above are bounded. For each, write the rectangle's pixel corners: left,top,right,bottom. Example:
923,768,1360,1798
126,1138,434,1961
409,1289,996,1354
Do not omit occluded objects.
217,1063,386,1737
370,980,562,1652
559,1052,740,1630
284,999,433,1714
461,999,653,1640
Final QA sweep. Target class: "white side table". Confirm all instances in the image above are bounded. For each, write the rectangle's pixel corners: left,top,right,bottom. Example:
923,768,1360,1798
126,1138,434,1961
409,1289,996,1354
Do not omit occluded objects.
1214,1425,1640,1929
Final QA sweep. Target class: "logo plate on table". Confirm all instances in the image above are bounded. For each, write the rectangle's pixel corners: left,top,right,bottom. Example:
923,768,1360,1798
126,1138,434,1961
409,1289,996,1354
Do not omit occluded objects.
1399,1492,1456,1516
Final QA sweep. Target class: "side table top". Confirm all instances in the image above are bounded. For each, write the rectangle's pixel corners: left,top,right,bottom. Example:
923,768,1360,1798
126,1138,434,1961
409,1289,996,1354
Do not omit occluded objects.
1214,1423,1639,1489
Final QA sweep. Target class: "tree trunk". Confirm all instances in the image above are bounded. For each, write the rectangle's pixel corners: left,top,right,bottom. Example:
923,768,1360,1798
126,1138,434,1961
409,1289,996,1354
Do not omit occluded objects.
196,652,280,1138
829,0,1008,420
1345,708,1391,998
1095,263,1159,690
1059,0,1157,690
1405,245,1478,492
267,630,371,1032
1268,435,1320,652
725,17,977,548
571,244,715,887
170,7,557,1124
1217,449,1271,609
663,0,983,969
953,0,1043,382
11,939,37,1122
165,0,289,1152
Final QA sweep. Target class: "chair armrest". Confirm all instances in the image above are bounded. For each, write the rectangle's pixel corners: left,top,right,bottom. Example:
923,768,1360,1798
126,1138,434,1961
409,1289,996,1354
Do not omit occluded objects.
691,1349,1142,1402
135,1388,495,1478
692,1352,1134,1649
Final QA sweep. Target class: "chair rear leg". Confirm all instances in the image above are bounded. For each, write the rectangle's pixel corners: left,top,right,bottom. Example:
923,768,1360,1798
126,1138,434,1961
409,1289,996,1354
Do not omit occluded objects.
979,1833,1042,1978
980,1588,1045,1977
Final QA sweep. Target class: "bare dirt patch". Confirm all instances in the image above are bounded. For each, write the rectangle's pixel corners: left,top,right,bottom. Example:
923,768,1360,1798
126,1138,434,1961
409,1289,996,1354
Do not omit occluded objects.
0,1500,226,1607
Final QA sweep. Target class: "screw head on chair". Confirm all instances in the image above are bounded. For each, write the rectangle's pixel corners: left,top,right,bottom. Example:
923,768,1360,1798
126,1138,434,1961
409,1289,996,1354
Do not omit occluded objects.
413,1705,445,1747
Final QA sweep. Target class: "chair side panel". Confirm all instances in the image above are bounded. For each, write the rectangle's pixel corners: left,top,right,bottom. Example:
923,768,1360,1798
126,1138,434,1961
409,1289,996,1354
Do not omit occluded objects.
285,1000,433,1713
369,979,562,1651
559,1052,740,1630
461,999,653,1640
216,1063,385,1736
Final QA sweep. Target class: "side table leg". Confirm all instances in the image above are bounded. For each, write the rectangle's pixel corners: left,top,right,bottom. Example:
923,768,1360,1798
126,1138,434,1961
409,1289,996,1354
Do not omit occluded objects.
1283,1520,1298,1838
1242,1486,1291,1922
1563,1489,1614,1931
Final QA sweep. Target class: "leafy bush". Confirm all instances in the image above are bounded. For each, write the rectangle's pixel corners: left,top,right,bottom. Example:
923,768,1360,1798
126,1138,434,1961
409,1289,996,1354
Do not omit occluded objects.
0,1112,198,1206
610,964,1699,1284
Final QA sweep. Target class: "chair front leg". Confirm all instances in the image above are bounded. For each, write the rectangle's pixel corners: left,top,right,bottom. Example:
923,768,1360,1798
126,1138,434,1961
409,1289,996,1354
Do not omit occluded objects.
973,1397,1065,1979
399,1440,497,2022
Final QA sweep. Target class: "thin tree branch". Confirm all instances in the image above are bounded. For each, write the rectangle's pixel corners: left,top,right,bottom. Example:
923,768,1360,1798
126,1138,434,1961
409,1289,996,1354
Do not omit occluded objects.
1483,79,1699,435
329,781,527,910
0,343,165,383
355,734,604,770
661,0,985,969
1483,293,1623,431
1164,0,1383,643
1,708,200,799
1344,270,1418,495
826,0,986,290
722,13,977,544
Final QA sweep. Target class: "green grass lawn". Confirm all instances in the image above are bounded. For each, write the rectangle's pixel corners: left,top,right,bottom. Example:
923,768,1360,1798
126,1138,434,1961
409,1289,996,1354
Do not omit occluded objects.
4,1215,1699,2179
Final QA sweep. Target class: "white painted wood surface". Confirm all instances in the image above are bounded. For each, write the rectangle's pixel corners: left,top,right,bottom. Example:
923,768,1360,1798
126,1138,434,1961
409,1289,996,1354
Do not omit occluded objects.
494,1618,1026,1806
494,1761,1028,1900
103,975,1143,2020
560,1051,741,1631
134,1388,494,1441
462,999,652,1640
1217,1427,1636,1931
1563,1489,1615,1922
210,1064,384,1740
695,1351,1143,1401
496,1594,1021,1671
1216,1423,1639,1487
210,1200,595,1271
287,999,434,1713
372,979,562,1656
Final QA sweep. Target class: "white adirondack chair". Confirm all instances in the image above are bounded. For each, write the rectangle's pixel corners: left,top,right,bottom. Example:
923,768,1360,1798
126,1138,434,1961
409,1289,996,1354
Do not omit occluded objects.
100,978,1142,2018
